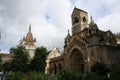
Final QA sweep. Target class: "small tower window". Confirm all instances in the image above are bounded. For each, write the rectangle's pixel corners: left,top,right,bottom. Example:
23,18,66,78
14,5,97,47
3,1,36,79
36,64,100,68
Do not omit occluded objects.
83,17,86,22
74,17,79,24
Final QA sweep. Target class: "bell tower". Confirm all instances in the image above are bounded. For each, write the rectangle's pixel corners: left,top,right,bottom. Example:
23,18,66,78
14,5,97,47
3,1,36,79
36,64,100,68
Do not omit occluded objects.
71,7,88,35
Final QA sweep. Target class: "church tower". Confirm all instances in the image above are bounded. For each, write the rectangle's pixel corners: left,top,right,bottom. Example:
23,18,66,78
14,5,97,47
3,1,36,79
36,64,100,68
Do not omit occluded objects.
22,25,36,60
71,7,88,35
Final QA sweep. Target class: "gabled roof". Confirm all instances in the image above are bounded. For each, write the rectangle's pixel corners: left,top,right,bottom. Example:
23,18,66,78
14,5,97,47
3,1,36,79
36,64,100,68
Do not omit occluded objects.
47,48,61,59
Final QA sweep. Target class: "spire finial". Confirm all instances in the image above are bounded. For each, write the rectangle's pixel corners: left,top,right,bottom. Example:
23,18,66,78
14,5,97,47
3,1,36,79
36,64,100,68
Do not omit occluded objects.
67,29,70,37
68,29,70,35
68,29,69,34
29,24,31,32
90,15,93,22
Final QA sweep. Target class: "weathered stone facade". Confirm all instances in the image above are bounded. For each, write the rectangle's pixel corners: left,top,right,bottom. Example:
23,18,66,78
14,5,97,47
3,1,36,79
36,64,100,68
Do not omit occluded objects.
45,48,63,75
45,7,120,75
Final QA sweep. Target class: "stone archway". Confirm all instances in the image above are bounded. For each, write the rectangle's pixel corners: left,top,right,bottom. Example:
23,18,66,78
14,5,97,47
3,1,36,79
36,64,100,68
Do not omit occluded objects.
69,48,85,73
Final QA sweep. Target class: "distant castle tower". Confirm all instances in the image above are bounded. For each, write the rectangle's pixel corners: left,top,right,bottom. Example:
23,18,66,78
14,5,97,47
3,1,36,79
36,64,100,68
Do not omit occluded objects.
22,24,36,59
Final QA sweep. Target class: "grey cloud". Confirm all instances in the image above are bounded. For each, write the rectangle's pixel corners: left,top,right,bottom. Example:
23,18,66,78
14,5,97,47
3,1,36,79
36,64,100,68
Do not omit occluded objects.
1,0,120,53
0,0,72,52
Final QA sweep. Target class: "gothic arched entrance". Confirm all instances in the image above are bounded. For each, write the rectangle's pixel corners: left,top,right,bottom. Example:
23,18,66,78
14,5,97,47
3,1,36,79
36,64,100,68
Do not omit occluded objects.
69,48,85,73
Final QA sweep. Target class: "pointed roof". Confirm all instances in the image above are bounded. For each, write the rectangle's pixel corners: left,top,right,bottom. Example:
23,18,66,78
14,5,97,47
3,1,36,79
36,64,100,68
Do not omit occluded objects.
26,24,33,42
47,48,61,59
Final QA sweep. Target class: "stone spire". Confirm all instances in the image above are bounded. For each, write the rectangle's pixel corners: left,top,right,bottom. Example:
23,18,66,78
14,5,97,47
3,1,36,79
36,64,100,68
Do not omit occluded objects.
66,29,70,39
68,29,70,36
89,16,98,29
29,24,31,32
90,16,93,22
90,15,95,24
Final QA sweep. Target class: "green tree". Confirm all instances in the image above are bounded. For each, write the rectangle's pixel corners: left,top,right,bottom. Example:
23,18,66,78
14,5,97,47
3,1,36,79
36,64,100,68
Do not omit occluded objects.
56,70,82,80
2,62,11,71
10,46,29,72
0,55,2,64
6,72,23,80
29,46,48,72
0,55,3,70
114,32,120,38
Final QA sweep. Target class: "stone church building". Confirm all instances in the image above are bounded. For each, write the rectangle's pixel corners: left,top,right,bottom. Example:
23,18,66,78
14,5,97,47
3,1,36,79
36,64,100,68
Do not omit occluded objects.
45,7,120,75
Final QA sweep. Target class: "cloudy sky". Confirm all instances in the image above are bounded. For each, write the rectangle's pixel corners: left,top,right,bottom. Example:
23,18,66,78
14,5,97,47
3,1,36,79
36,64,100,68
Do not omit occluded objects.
0,0,120,53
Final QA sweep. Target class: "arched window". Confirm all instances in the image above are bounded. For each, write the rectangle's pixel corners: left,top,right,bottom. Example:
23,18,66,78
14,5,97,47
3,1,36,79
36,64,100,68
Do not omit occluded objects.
83,16,86,22
74,17,79,24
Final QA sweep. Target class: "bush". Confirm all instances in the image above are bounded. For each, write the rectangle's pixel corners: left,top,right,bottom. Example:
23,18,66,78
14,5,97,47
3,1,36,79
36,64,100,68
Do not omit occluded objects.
23,72,48,80
5,71,53,80
6,72,23,80
56,70,82,80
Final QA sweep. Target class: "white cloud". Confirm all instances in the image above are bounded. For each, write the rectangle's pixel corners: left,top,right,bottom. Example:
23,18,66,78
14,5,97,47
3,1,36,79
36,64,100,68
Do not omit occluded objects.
0,0,72,52
97,13,120,33
75,0,120,32
0,0,120,53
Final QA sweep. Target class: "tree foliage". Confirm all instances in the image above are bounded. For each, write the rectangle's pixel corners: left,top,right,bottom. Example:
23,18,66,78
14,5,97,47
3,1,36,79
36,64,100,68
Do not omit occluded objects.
2,62,11,71
4,69,120,80
10,46,29,72
5,45,48,72
29,46,48,72
56,70,82,80
6,71,54,80
0,55,2,64
114,32,120,38
0,55,3,70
